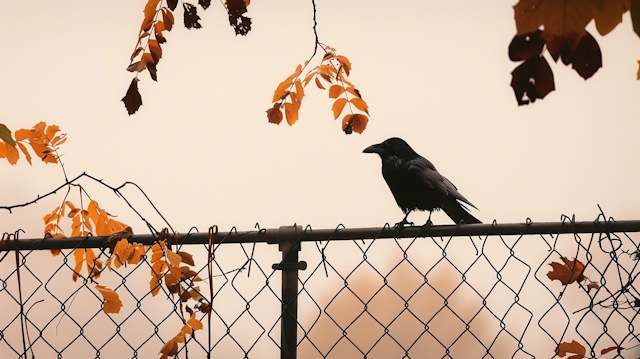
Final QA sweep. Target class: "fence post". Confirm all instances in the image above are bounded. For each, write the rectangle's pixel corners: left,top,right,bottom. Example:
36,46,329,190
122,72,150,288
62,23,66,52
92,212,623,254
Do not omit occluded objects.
271,225,307,359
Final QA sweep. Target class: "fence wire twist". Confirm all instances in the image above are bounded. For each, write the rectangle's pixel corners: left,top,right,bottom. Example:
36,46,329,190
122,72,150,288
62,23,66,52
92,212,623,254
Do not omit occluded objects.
1,216,640,359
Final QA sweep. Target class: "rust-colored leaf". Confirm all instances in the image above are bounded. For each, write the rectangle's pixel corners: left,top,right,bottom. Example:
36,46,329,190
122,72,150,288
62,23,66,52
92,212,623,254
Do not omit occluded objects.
122,78,143,115
591,0,628,36
177,251,194,266
336,55,352,76
329,85,344,99
148,40,162,63
600,346,623,355
342,113,368,134
95,285,122,314
332,98,348,119
547,257,586,285
586,282,600,293
266,103,283,125
162,9,175,31
556,340,585,359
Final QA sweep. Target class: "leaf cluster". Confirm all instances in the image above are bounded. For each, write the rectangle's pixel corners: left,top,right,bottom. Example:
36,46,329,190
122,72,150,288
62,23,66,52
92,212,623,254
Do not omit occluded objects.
0,122,66,165
509,0,637,105
267,45,370,134
122,0,252,115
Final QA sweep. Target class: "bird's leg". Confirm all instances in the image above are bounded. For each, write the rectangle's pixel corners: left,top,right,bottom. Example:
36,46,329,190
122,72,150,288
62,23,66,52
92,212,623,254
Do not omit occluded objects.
420,211,433,232
394,211,414,230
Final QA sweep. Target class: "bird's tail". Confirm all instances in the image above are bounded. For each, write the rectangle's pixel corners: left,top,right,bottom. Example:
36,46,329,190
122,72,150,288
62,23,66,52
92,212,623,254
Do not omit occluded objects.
442,199,481,224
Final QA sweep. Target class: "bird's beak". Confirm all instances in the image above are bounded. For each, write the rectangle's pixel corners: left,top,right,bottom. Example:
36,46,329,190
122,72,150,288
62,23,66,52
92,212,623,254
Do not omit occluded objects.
363,143,383,154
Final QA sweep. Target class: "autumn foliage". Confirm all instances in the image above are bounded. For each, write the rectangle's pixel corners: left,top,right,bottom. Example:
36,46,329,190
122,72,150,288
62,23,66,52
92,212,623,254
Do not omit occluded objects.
510,0,638,105
0,122,66,165
267,45,370,134
122,0,252,115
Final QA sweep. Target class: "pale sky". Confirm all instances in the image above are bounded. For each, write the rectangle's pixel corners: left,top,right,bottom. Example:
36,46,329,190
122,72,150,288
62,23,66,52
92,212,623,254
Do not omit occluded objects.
2,0,639,234
1,1,640,357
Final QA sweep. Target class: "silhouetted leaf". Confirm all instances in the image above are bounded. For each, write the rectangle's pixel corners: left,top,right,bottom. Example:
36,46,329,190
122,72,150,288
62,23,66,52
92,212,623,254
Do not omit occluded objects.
510,56,555,105
569,32,601,79
199,0,211,10
508,30,545,61
122,78,143,115
183,3,202,29
226,0,251,35
167,0,178,11
631,0,640,38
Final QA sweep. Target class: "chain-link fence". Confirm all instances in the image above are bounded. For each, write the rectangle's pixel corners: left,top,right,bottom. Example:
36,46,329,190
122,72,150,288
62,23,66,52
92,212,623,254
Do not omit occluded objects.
2,216,640,359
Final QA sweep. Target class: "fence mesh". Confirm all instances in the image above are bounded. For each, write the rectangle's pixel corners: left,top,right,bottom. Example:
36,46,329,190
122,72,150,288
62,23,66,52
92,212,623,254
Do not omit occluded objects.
1,217,640,359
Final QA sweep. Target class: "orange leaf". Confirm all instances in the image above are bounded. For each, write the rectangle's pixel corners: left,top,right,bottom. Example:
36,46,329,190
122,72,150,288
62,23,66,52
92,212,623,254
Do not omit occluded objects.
266,104,283,125
45,124,60,143
72,249,85,282
2,142,19,165
329,85,344,99
142,0,161,31
273,80,292,103
350,98,369,114
315,77,325,90
284,102,299,126
14,129,31,141
150,273,161,296
95,285,122,314
294,79,305,99
556,340,585,359
15,143,31,165
131,47,144,61
332,98,348,119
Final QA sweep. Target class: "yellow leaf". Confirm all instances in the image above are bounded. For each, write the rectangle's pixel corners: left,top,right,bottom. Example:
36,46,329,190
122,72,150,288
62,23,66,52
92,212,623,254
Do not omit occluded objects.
329,85,344,99
332,98,348,119
350,98,369,114
95,285,122,314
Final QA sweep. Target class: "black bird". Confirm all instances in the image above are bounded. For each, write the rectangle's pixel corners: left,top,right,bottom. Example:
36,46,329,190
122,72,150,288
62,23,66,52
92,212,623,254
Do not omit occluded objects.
364,137,481,225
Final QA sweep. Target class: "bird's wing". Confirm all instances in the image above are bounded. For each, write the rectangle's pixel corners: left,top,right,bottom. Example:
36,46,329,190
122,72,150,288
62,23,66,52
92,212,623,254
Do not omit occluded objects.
408,158,478,209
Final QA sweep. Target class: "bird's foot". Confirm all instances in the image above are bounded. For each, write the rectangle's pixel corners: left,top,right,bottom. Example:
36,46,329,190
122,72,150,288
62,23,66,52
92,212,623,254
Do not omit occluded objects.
393,218,414,232
420,219,433,232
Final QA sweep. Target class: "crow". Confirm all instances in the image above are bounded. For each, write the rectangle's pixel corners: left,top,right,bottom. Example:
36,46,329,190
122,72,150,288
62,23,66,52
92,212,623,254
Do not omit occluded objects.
363,137,481,225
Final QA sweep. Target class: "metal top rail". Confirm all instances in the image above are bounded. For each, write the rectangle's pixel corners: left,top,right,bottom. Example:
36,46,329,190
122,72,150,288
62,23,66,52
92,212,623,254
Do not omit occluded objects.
3,220,640,251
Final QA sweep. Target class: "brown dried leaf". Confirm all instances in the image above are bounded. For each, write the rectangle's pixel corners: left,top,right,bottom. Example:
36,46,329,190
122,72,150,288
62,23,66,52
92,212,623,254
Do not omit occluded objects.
266,104,283,125
177,251,194,266
148,39,162,63
0,124,15,148
556,340,585,359
162,9,175,31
